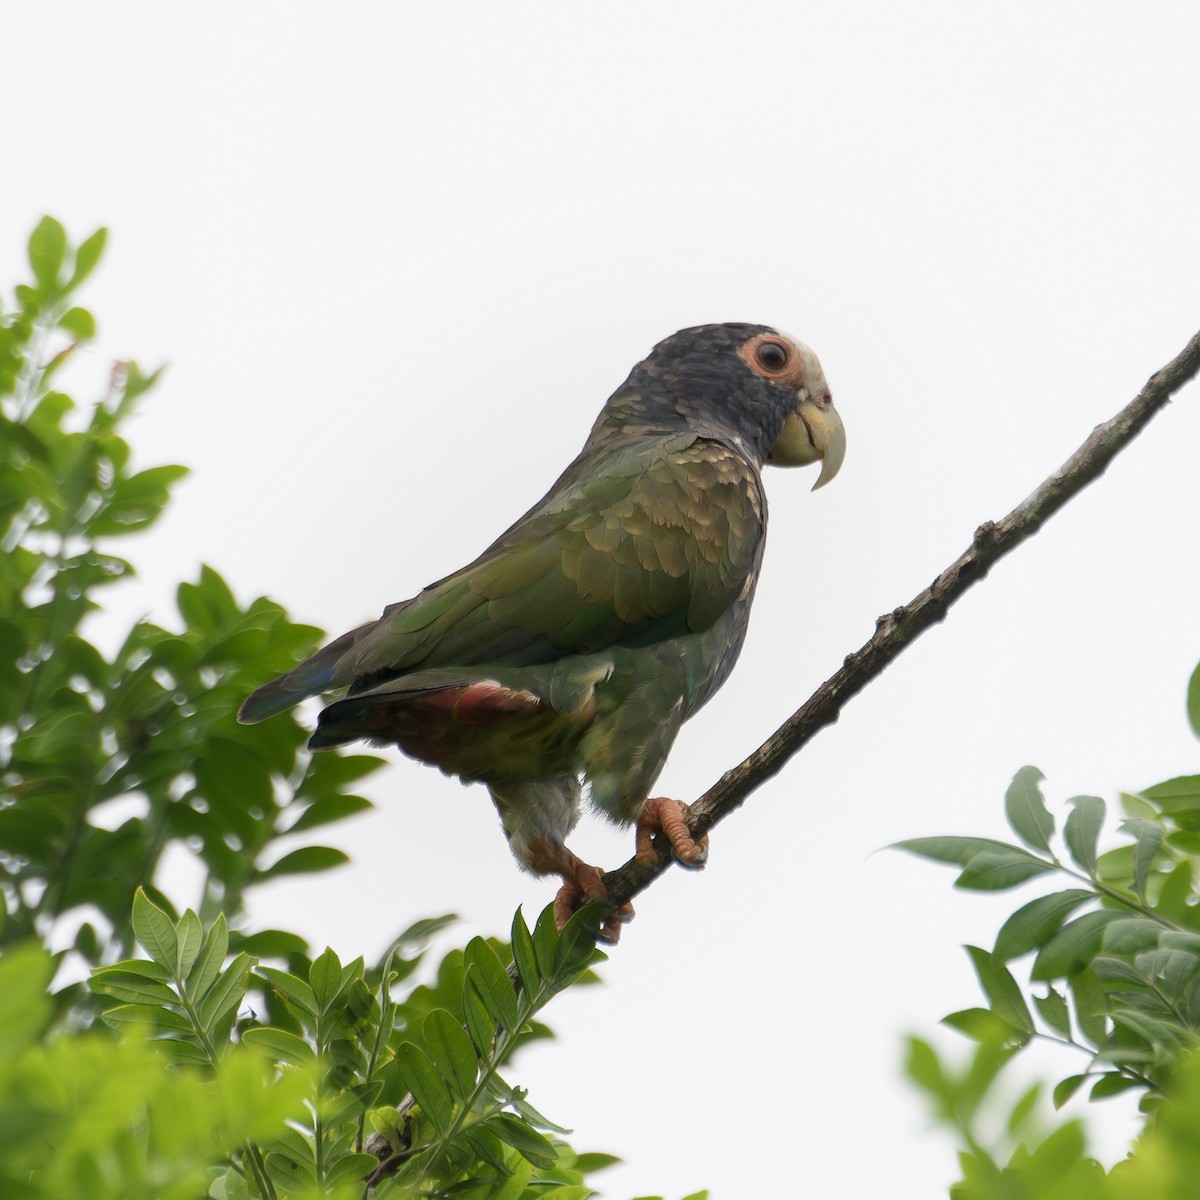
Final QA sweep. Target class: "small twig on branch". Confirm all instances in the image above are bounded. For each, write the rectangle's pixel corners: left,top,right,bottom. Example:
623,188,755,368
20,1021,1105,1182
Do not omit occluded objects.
602,325,1200,909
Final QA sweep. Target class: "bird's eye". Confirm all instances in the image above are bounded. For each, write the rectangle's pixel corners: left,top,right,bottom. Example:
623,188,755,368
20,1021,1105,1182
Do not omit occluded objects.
755,340,790,372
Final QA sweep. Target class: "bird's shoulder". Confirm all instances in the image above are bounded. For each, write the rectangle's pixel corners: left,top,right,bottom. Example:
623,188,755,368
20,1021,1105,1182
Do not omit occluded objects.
490,432,764,551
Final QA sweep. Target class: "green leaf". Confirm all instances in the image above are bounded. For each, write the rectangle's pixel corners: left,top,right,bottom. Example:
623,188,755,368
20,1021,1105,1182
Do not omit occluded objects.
395,1041,453,1135
58,306,96,340
74,922,101,962
132,886,179,969
1102,917,1164,956
1069,967,1108,1046
258,966,319,1019
571,1152,622,1174
1007,1082,1041,1133
320,1082,382,1127
185,913,229,1002
88,967,178,1006
258,845,349,880
1156,860,1195,926
263,1151,315,1191
0,944,54,1057
994,889,1094,960
28,216,67,291
1142,776,1200,816
892,835,1032,866
1122,791,1157,821
1166,831,1200,854
324,1153,384,1188
1188,661,1200,741
119,463,190,501
511,908,540,992
1025,1121,1089,1178
1052,1074,1088,1109
464,937,519,1033
1034,987,1071,1038
554,905,604,982
960,1035,1019,1114
904,1036,950,1100
941,1007,1022,1041
176,909,205,978
966,946,1034,1034
121,360,164,404
67,226,108,288
391,913,458,953
471,1141,529,1196
1135,947,1200,1000
89,463,191,535
241,1026,316,1067
88,957,170,982
1005,766,1054,852
99,1003,193,1034
369,1106,407,1146
1032,911,1123,980
1063,795,1105,876
298,751,386,792
1092,955,1151,988
1121,818,1165,902
309,946,344,1011
1160,929,1200,954
463,974,497,1056
511,1093,570,1134
955,849,1055,891
533,904,559,980
488,1113,558,1170
423,1008,479,1101
1089,1072,1143,1100
197,952,252,1033
236,929,310,959
287,794,373,833
1110,1009,1185,1050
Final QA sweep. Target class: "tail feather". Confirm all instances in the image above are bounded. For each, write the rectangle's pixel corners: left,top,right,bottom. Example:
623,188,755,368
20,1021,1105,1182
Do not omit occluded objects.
307,668,548,758
237,624,366,723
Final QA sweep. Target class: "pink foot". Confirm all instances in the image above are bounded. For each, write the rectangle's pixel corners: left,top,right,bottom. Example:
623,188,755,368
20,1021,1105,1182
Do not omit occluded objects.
635,797,709,869
529,838,634,943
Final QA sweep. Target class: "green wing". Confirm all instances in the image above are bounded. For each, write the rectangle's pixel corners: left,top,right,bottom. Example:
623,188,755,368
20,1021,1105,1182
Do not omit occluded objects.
240,434,765,721
347,435,764,679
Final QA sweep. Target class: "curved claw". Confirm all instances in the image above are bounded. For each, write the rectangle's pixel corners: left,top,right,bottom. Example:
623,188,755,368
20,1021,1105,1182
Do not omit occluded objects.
635,797,709,869
529,837,634,943
552,879,633,943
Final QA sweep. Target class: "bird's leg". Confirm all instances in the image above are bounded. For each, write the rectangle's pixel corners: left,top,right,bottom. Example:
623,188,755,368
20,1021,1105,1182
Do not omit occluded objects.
526,837,634,943
635,797,709,868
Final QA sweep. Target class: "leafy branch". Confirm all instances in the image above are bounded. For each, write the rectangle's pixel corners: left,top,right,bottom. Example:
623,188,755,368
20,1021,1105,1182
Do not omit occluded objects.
902,761,1200,1105
899,735,1200,1197
92,889,606,1198
604,326,1200,909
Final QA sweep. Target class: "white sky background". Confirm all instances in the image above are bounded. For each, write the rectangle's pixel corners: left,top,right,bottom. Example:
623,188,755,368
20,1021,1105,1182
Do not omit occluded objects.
5,2,1200,1195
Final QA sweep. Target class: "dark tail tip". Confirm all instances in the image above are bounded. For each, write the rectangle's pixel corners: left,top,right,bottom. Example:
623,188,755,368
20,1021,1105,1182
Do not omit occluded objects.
237,681,296,724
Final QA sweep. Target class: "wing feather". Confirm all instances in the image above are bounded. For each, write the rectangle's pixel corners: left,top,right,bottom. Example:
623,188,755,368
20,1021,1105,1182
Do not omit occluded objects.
246,436,767,717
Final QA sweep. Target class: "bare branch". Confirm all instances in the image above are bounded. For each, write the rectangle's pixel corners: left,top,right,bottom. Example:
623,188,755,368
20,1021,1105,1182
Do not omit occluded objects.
602,326,1200,908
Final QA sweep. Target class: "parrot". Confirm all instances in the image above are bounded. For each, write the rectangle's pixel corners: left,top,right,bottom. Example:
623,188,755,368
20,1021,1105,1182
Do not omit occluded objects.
239,323,845,939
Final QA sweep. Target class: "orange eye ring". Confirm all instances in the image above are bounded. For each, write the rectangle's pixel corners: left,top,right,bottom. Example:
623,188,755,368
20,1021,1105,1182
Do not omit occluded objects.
754,340,790,372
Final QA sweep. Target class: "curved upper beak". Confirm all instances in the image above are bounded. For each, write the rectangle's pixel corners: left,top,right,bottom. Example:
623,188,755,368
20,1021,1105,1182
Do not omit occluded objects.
767,393,846,490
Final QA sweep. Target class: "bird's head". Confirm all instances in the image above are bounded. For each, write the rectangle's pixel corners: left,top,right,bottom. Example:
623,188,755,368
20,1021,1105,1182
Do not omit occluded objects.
736,328,846,489
603,323,846,489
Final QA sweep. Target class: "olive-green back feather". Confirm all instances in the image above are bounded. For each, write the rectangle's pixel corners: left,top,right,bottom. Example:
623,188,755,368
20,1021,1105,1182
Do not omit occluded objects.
340,435,765,686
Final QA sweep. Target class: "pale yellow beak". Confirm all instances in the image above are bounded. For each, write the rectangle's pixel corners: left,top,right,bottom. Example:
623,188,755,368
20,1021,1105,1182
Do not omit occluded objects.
767,398,846,489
